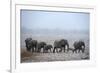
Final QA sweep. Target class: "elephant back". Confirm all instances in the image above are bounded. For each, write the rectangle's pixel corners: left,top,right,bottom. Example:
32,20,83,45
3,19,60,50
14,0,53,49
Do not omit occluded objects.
60,39,69,46
44,45,53,50
31,40,38,45
37,42,46,48
74,41,85,49
73,41,79,48
79,41,85,46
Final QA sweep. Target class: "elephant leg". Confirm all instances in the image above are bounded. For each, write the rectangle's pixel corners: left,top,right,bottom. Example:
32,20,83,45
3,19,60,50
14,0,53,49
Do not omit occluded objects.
35,48,37,52
50,48,52,53
75,49,77,53
53,47,56,53
46,49,47,53
57,48,59,53
72,50,74,53
26,46,29,52
59,48,62,52
67,49,69,53
32,47,35,53
67,48,70,53
47,49,49,53
27,46,31,52
64,47,66,52
26,46,28,50
37,48,40,53
39,48,41,52
78,49,80,53
46,49,48,53
82,49,85,53
73,49,75,53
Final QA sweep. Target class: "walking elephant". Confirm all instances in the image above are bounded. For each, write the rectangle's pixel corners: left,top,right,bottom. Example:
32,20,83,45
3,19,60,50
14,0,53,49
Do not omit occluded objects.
25,38,38,53
37,42,46,52
28,40,38,52
43,44,53,53
53,39,69,53
25,38,32,52
73,41,85,53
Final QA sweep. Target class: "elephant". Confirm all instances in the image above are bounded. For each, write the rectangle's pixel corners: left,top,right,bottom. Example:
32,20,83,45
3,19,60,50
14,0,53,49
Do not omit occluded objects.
43,44,53,53
73,41,85,53
25,38,38,53
25,38,32,52
53,39,69,53
28,40,38,52
37,42,46,52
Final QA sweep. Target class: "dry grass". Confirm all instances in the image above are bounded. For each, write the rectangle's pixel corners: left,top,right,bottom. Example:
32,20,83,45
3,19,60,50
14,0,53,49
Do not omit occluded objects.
21,49,89,63
21,49,32,58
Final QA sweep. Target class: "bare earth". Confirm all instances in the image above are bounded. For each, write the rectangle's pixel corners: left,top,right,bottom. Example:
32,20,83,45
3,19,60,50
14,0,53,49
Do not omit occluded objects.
21,51,89,63
21,32,89,63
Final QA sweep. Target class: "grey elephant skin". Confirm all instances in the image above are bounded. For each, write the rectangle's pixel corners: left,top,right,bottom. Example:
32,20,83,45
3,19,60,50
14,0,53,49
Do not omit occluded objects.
53,39,69,53
44,44,53,53
37,42,46,52
25,38,37,53
73,41,85,53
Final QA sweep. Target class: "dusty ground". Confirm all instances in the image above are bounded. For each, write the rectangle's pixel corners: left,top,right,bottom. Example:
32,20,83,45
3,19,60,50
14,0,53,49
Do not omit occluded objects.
21,48,89,63
21,32,89,63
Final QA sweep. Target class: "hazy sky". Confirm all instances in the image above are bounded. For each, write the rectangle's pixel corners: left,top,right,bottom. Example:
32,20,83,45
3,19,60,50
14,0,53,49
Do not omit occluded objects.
21,10,90,31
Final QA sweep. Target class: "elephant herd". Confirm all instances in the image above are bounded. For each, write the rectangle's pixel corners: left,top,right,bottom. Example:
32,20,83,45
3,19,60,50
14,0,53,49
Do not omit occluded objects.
25,38,85,53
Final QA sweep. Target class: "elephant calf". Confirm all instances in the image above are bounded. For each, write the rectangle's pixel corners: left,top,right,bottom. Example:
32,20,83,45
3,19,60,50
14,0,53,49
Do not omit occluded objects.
43,44,53,53
73,41,85,53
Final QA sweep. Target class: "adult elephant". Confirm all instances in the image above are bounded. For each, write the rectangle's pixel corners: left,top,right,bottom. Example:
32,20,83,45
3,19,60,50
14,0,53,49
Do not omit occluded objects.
28,40,38,52
53,39,69,53
73,41,85,53
37,42,46,52
25,38,32,52
25,38,38,53
43,44,53,53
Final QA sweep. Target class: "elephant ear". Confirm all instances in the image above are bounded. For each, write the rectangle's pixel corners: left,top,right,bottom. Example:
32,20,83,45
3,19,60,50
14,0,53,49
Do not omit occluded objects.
59,39,64,45
73,41,78,46
79,41,85,46
54,40,59,46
